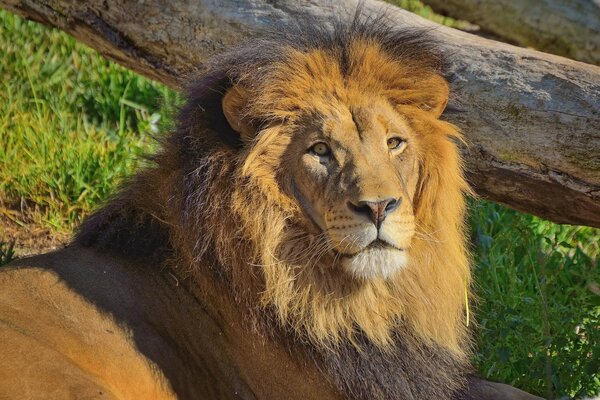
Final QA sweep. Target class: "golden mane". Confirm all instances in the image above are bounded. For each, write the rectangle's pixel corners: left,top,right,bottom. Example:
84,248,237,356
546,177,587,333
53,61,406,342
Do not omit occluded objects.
177,45,472,356
79,16,472,358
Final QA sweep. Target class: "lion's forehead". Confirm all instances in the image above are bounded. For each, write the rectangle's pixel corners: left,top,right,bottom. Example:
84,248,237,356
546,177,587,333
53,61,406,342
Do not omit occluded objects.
320,101,411,140
249,42,440,123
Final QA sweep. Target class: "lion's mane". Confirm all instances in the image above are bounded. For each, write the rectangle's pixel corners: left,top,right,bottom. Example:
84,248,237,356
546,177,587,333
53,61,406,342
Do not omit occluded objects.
78,12,473,399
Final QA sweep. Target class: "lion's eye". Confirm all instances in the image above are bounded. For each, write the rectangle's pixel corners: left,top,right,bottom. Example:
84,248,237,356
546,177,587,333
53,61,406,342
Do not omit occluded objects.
309,142,331,157
387,137,406,151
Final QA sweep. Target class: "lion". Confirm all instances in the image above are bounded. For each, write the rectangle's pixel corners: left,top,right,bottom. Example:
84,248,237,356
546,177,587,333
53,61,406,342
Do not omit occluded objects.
0,14,542,400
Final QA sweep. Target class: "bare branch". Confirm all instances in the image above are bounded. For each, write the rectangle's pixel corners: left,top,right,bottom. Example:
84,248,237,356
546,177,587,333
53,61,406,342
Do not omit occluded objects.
422,0,600,65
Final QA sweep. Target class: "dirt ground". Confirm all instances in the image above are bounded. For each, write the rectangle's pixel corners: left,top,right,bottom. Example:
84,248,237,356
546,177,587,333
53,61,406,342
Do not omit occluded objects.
0,214,70,259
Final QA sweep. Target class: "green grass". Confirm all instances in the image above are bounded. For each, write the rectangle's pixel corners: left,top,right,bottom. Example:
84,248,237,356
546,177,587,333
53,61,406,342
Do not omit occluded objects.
386,0,472,29
0,9,178,230
0,6,598,399
470,200,600,398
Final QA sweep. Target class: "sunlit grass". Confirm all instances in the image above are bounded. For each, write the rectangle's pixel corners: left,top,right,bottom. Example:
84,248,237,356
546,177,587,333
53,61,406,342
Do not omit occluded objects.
0,10,178,230
0,241,15,266
386,0,473,29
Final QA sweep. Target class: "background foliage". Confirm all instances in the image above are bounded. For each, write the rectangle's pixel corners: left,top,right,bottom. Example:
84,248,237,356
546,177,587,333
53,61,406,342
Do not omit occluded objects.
0,4,598,398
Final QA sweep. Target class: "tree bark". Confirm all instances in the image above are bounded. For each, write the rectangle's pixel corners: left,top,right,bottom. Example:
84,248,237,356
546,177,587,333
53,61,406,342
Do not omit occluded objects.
1,0,599,227
421,0,600,66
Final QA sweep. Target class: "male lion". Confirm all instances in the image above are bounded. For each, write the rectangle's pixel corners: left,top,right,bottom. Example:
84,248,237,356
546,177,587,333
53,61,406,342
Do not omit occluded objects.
0,14,541,400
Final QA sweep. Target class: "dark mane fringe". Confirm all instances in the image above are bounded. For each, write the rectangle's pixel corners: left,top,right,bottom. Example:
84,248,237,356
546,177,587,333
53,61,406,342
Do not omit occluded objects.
75,175,171,263
217,9,445,76
315,329,469,400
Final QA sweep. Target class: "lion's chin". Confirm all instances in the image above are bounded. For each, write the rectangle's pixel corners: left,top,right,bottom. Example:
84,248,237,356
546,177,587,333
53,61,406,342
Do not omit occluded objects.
341,247,407,280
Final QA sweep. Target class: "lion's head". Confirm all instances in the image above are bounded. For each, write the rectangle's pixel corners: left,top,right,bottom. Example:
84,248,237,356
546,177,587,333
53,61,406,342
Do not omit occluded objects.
81,16,472,360
224,68,423,281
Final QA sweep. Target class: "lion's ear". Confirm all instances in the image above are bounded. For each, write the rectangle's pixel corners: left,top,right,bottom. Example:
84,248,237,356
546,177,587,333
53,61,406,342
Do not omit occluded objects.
393,74,449,118
418,74,449,118
222,85,254,140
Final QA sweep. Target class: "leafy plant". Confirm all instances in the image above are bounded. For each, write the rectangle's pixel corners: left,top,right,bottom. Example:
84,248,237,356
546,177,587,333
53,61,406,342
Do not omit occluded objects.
469,200,600,398
0,241,15,267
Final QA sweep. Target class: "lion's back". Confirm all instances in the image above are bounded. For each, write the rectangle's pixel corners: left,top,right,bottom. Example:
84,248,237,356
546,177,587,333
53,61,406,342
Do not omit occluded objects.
0,247,176,399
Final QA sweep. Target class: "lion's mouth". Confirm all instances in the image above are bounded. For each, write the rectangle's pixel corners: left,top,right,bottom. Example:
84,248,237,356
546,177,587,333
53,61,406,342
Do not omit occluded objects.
335,239,403,258
367,239,395,250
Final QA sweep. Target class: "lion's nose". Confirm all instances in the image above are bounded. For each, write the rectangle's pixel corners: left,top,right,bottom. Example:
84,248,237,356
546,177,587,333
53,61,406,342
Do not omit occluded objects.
348,198,401,228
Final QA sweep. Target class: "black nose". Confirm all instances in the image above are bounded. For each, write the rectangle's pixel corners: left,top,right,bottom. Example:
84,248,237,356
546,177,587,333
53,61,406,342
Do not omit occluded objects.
348,198,401,228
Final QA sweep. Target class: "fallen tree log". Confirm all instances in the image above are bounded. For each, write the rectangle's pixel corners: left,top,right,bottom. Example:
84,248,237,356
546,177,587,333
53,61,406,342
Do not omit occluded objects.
1,0,599,227
421,0,600,65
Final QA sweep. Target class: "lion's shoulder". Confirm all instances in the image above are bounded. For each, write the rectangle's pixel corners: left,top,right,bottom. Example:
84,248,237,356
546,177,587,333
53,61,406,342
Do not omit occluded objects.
1,246,154,315
0,247,176,399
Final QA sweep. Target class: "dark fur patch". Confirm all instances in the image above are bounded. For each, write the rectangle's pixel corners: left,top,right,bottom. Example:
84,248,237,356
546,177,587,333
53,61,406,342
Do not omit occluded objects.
76,180,171,263
317,331,469,400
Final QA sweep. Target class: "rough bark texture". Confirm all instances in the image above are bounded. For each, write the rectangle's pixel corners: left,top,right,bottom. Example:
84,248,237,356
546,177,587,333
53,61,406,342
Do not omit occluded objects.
422,0,600,65
1,0,599,227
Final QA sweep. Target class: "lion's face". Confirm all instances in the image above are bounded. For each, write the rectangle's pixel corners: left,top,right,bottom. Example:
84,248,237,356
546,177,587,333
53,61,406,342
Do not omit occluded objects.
282,96,419,280
221,45,454,283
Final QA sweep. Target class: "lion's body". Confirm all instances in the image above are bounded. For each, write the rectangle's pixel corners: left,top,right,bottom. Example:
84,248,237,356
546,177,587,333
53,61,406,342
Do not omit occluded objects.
0,246,340,399
0,13,543,400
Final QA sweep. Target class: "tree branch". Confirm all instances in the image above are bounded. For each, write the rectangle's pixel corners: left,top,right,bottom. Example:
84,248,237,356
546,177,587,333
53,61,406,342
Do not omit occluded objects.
2,0,599,227
421,0,600,65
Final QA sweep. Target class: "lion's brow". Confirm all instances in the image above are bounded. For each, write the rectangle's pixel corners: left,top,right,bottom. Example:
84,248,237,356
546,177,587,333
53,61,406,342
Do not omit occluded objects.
349,108,363,141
